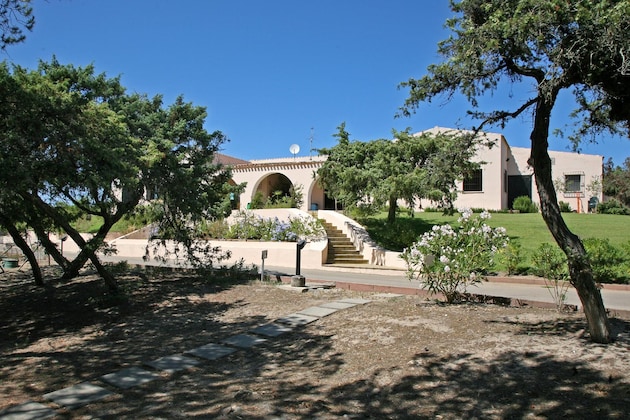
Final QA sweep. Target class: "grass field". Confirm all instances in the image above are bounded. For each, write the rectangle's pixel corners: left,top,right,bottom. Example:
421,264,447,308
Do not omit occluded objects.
358,211,630,271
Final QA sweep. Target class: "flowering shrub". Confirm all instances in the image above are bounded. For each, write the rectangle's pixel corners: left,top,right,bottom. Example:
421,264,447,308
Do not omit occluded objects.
226,211,325,242
401,209,509,303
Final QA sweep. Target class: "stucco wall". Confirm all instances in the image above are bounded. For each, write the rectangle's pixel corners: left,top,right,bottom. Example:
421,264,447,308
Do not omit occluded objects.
414,128,603,211
231,156,326,212
510,147,603,211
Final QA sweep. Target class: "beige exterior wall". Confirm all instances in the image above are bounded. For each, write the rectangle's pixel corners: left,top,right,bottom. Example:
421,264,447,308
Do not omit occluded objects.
231,156,326,212
510,147,603,212
416,128,603,212
224,127,602,214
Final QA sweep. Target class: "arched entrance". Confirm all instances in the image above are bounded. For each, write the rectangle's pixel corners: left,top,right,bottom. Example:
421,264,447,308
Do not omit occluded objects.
252,173,296,208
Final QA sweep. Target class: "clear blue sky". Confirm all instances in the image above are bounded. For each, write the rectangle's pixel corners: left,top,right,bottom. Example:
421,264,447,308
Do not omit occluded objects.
5,0,629,164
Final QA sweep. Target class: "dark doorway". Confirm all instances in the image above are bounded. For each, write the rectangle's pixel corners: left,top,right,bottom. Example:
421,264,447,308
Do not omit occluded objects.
508,175,532,209
324,191,343,210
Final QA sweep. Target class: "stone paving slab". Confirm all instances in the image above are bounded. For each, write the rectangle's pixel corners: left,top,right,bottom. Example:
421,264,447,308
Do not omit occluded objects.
297,306,339,318
222,334,267,349
251,323,294,337
337,298,372,305
43,382,114,409
100,367,160,389
0,401,57,420
275,313,319,327
318,301,359,310
185,343,236,361
145,354,201,373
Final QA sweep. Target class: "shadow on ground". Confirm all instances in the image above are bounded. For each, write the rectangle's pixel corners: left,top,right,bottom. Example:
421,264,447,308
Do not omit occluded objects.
1,267,629,418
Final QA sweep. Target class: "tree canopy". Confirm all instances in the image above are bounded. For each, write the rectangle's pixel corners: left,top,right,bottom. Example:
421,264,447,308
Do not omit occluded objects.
0,0,33,49
317,123,481,222
399,0,630,343
603,157,630,208
0,58,241,291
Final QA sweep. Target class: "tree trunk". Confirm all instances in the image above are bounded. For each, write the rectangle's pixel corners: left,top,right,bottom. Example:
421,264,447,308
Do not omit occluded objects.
387,196,397,223
87,253,119,293
29,223,72,273
1,219,44,286
529,96,612,344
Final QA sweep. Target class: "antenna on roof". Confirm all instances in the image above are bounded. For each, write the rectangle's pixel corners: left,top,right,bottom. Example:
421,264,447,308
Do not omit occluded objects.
309,127,314,160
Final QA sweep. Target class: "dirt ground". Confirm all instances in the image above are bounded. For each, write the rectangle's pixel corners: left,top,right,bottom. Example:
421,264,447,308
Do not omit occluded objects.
1,266,629,419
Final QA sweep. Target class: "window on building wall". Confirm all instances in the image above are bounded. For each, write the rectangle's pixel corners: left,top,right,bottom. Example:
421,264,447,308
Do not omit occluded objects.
463,169,483,192
564,174,583,193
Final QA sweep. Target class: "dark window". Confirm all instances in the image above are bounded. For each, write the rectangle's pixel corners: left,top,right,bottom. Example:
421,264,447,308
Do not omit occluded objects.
463,169,483,192
565,174,582,192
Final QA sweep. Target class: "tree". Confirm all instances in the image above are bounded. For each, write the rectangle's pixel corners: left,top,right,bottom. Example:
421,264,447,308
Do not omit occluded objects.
0,59,239,291
603,157,630,207
317,123,480,222
0,0,34,49
399,0,630,343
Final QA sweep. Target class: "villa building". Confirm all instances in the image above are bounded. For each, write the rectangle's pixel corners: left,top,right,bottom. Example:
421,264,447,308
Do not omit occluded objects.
225,127,604,214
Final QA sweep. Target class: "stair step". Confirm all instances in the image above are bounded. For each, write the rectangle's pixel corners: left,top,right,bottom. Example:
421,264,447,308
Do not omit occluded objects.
320,218,369,265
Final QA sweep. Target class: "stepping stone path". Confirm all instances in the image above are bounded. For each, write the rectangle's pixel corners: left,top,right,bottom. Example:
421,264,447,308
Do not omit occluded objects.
0,295,371,420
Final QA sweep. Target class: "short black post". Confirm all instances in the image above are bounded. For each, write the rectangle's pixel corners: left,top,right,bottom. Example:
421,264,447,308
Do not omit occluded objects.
295,239,306,275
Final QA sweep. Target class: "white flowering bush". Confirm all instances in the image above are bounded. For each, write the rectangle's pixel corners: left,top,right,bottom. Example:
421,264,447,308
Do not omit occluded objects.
401,209,508,303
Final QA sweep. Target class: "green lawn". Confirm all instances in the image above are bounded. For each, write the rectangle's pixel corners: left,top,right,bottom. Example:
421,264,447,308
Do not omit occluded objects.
358,211,630,269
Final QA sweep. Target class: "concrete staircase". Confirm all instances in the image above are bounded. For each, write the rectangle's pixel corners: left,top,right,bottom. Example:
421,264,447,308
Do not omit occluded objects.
320,220,369,265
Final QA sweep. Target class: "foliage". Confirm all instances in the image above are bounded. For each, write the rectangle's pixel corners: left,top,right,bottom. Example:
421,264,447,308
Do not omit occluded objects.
200,259,260,283
603,157,630,207
199,219,230,239
401,209,508,303
265,185,304,209
398,0,630,342
356,215,433,252
558,201,572,213
531,243,569,280
71,206,155,235
583,238,630,284
0,0,34,49
250,191,266,209
512,196,538,213
226,211,325,242
0,58,240,291
317,123,482,222
597,198,630,215
363,211,630,279
531,243,570,311
501,242,526,275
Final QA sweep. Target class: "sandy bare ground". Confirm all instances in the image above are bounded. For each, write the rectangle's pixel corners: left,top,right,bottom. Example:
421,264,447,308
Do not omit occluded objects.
1,266,629,419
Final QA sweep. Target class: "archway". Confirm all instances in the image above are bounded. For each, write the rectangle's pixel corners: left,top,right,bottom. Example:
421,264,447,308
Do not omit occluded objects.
252,173,295,208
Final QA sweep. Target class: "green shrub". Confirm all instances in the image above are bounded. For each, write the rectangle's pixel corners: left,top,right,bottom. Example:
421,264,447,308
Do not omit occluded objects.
200,219,230,239
512,196,539,213
558,201,572,212
531,243,568,281
597,198,630,215
583,238,630,284
531,243,570,311
250,191,266,209
500,242,527,275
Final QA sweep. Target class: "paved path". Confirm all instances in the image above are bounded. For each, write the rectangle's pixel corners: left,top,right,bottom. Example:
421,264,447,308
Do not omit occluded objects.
265,264,630,315
91,253,630,313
